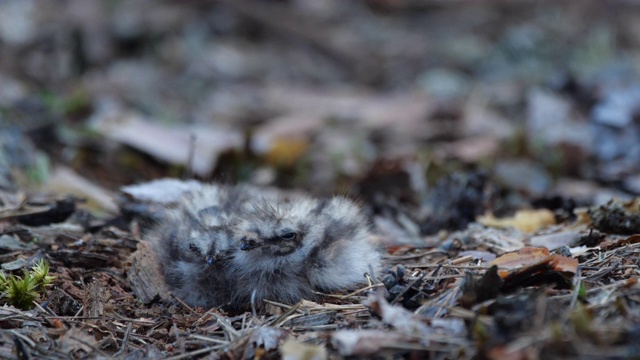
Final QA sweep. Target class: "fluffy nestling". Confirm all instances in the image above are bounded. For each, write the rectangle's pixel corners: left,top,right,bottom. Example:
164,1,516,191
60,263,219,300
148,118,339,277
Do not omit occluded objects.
231,196,381,307
147,183,381,310
147,184,265,307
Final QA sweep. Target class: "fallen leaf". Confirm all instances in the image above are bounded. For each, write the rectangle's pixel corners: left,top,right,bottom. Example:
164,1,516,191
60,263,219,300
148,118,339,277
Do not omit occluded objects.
59,327,98,355
46,166,118,214
250,327,287,351
280,338,327,360
363,292,431,335
264,86,433,132
600,234,640,251
331,330,415,356
490,246,578,279
529,231,580,250
89,103,243,176
478,209,556,233
549,254,579,274
120,178,203,204
265,137,310,167
490,247,551,271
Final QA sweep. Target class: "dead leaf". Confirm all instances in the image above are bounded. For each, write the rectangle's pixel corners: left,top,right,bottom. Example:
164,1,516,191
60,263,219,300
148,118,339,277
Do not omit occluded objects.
264,86,433,134
120,178,203,204
280,338,327,360
331,330,415,356
490,246,578,279
265,138,310,167
59,327,98,355
549,254,579,274
490,247,551,271
250,327,287,351
600,234,640,251
46,166,118,214
89,103,243,176
478,209,556,233
529,231,580,250
364,292,431,335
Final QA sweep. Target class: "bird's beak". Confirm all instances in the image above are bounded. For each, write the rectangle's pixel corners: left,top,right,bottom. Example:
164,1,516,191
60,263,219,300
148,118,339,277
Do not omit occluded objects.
206,253,228,266
240,239,260,251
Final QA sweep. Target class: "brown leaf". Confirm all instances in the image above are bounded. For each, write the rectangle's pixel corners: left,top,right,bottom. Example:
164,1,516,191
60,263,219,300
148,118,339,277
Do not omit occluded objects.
490,246,577,279
490,247,550,272
549,254,579,274
600,234,640,251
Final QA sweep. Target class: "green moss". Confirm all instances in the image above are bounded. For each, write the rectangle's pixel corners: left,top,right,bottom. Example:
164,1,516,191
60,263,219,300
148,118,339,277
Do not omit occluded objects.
0,260,55,310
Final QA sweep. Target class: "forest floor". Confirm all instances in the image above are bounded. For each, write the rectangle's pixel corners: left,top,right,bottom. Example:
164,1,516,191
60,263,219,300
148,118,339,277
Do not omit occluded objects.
2,1,640,359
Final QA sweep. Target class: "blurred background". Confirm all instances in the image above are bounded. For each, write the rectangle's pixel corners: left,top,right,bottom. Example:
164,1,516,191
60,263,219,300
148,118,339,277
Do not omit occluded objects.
1,0,640,232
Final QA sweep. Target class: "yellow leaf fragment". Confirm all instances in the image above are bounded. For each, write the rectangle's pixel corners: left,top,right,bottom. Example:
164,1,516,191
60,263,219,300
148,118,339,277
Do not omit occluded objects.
477,209,555,233
266,137,310,167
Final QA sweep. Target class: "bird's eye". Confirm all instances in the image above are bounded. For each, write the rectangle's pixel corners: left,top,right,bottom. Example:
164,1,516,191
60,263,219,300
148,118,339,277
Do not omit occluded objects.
281,232,297,241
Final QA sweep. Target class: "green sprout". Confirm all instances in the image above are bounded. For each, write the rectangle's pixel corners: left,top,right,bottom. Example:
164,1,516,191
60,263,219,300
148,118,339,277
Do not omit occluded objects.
0,260,55,310
29,259,55,291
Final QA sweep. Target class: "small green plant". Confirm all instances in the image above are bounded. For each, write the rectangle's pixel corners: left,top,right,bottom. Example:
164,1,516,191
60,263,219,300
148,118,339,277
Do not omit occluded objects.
0,260,55,310
29,260,55,291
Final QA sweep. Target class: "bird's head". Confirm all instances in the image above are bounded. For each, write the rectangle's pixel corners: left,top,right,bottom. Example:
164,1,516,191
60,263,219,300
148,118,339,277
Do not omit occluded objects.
234,198,317,257
234,196,369,259
176,204,235,267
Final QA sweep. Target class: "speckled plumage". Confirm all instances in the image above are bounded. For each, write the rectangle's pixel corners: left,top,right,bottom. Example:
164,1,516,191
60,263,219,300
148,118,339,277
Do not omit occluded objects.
147,183,381,310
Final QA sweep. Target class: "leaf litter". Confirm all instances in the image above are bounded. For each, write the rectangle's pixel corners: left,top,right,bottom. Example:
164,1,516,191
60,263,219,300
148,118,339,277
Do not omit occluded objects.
3,1,640,359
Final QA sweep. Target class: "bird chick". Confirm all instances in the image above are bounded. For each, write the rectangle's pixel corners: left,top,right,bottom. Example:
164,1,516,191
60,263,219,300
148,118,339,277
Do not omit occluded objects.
230,196,382,307
148,183,381,310
147,184,257,307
